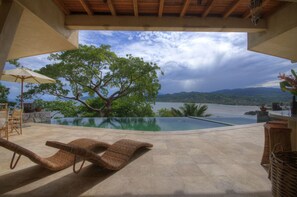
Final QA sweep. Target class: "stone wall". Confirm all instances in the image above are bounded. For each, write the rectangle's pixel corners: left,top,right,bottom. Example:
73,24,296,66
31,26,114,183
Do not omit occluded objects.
23,112,51,123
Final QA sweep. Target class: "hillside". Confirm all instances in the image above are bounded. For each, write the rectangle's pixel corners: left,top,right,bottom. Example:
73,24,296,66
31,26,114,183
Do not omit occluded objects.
157,88,292,105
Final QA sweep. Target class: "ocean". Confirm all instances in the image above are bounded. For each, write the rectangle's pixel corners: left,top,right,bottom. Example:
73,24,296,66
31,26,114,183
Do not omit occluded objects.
152,102,259,118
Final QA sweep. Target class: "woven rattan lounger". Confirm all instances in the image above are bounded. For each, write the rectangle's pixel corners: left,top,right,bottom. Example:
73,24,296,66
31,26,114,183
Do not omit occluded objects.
0,138,110,171
46,139,153,173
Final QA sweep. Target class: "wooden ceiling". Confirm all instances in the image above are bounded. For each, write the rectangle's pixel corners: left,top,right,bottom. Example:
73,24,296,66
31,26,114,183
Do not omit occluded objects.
53,0,285,19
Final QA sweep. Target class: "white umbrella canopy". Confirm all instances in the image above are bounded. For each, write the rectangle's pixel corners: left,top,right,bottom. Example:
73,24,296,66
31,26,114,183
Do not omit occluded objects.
1,67,56,110
1,67,56,84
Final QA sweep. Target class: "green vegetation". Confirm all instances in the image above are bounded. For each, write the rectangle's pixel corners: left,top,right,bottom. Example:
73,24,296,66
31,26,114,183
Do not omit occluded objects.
34,98,155,118
24,45,162,117
0,83,9,103
8,59,21,67
157,88,291,106
0,84,16,108
33,99,79,117
157,108,174,117
158,103,210,117
79,97,155,117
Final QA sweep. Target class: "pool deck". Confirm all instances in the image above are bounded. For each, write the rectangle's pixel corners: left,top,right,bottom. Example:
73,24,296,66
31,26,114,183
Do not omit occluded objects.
0,123,272,197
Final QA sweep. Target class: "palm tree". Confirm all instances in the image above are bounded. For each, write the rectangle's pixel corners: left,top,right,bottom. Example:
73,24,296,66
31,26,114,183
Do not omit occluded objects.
194,104,210,117
171,107,183,116
171,103,210,117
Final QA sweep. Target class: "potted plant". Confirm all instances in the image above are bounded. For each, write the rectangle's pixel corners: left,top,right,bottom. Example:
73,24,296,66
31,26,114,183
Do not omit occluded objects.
279,69,297,115
260,104,267,112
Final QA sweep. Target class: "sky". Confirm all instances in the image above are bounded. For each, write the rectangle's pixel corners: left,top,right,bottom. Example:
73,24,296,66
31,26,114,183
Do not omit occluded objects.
2,31,297,101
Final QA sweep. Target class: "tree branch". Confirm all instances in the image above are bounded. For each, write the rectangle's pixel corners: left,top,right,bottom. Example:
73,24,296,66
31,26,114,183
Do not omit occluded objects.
101,76,113,87
76,81,108,101
53,91,104,113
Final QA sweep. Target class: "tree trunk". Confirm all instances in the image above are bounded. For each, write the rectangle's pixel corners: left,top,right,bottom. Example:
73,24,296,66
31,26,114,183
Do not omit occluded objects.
104,101,112,117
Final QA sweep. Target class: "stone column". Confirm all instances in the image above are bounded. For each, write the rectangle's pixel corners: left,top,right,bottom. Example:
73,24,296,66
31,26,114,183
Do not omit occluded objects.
0,0,23,73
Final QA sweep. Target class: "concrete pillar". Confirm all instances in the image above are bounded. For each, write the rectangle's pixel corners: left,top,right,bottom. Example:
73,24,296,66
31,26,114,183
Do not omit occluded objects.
248,3,297,61
0,0,23,74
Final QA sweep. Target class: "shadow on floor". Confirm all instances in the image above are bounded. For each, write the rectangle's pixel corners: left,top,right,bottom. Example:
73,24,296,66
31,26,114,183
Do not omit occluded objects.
0,145,109,195
70,190,272,197
1,149,151,197
74,190,272,197
0,165,54,195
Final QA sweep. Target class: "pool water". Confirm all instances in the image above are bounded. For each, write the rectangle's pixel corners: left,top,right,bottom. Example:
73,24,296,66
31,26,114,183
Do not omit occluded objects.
206,116,256,125
50,117,255,132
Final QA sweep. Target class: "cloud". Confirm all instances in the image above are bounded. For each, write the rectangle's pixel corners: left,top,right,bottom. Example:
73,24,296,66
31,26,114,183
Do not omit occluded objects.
105,31,296,93
114,32,247,71
252,80,280,88
79,31,131,47
4,54,51,71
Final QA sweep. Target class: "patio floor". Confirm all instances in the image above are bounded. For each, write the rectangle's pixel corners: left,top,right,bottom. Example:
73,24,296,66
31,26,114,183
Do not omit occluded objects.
0,123,272,197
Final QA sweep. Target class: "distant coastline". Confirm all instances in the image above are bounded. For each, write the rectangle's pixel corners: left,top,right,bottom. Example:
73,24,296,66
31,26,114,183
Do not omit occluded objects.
157,87,291,106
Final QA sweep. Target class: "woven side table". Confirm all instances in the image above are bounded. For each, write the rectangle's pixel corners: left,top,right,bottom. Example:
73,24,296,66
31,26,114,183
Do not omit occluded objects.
261,123,292,165
266,120,288,127
271,150,297,197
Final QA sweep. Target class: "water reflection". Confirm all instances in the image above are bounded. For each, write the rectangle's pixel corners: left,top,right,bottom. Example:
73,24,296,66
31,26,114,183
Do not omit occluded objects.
54,117,161,131
103,118,161,131
52,117,236,131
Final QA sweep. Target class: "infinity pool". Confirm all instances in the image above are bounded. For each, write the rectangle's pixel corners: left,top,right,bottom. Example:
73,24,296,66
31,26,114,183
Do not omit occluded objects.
50,117,255,132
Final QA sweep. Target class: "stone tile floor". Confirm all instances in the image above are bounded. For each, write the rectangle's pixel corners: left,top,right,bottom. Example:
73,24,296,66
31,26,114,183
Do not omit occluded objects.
0,123,272,197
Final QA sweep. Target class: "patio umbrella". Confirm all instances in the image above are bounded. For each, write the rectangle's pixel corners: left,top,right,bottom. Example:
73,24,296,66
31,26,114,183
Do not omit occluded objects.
0,67,56,110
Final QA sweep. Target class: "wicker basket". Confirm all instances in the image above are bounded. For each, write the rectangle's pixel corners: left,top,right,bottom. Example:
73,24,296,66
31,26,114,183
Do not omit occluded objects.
270,148,297,197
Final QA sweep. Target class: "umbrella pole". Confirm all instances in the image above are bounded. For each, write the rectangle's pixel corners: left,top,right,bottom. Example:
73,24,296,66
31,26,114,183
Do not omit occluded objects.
21,78,23,111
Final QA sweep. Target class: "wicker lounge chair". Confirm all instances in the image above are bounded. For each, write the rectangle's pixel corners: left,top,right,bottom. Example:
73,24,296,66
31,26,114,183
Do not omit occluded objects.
0,138,110,171
46,139,153,173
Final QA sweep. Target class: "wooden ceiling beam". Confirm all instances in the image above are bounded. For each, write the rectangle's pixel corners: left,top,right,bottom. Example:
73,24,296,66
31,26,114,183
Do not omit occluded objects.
107,0,116,16
243,9,251,19
243,10,251,19
66,15,267,33
243,0,271,19
133,0,138,17
200,0,208,6
78,0,93,15
202,0,215,18
223,0,242,18
158,0,165,17
180,0,191,17
53,0,70,15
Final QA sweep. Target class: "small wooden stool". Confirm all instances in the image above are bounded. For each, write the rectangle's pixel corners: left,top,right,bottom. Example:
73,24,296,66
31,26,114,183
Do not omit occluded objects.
261,123,292,165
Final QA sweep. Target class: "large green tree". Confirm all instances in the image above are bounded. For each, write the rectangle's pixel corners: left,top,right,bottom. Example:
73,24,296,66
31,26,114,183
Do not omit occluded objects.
78,96,155,117
24,45,162,117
